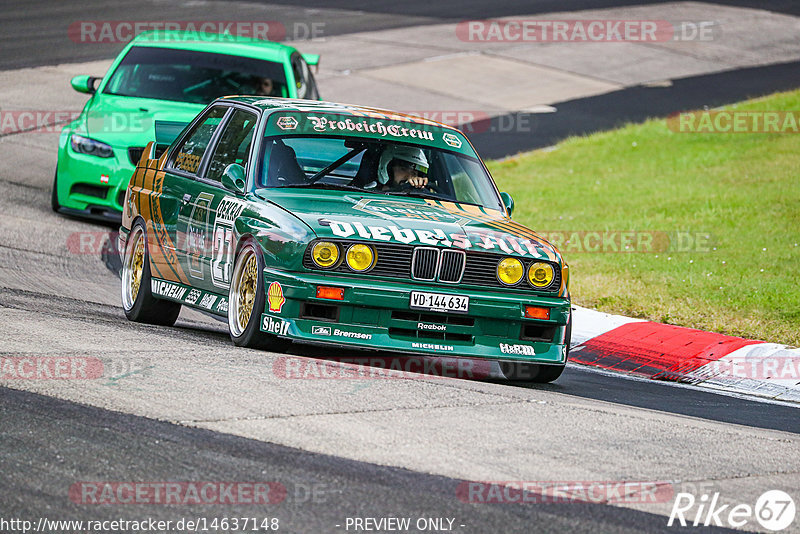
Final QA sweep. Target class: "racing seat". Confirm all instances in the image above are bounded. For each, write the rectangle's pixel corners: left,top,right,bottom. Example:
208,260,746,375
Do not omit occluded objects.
352,146,382,189
266,141,306,186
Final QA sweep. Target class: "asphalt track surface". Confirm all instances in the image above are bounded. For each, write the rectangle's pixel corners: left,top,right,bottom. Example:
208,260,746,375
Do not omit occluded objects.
1,1,799,532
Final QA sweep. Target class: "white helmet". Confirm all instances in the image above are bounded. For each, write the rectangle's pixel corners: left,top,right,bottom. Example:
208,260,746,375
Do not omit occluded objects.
377,145,429,185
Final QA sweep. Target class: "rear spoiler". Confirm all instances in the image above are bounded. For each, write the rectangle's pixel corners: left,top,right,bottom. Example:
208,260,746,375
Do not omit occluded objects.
153,120,189,158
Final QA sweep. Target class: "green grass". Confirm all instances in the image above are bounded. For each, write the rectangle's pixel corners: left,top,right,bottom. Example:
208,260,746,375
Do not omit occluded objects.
487,90,800,345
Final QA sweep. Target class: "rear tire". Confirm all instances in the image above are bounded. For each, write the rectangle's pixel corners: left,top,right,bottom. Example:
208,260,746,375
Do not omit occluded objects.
228,239,288,351
121,220,181,326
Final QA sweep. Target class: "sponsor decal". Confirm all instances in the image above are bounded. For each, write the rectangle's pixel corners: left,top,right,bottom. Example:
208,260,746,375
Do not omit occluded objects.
175,152,201,173
211,197,248,288
262,315,290,336
199,294,217,310
350,198,463,223
214,297,229,314
443,132,462,148
412,342,454,352
267,282,285,313
151,280,187,301
500,343,535,356
333,329,372,340
418,322,446,332
311,326,331,336
276,116,298,130
306,116,435,141
186,192,214,279
326,218,549,258
185,288,201,305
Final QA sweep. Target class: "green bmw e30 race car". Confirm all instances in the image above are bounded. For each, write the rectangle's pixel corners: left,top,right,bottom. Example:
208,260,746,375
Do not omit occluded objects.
119,97,572,382
53,30,320,223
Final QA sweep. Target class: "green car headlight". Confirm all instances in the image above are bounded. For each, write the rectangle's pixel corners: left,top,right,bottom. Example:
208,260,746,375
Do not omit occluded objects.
528,262,555,288
312,242,339,268
346,244,375,272
497,257,523,285
70,134,114,158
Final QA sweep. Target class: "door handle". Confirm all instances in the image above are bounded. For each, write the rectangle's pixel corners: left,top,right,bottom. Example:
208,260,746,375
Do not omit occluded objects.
182,193,192,205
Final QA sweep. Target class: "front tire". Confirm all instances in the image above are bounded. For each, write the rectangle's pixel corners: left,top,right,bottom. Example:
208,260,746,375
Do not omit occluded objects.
504,315,571,383
51,170,61,212
228,239,288,350
121,220,181,325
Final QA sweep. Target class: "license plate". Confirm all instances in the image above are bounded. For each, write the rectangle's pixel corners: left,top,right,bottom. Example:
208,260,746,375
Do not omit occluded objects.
410,291,469,314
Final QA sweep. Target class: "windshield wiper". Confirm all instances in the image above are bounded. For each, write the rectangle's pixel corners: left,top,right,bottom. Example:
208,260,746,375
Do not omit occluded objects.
387,189,445,200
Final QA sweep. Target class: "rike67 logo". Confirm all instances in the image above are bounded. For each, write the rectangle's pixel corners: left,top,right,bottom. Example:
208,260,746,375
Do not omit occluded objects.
669,490,795,531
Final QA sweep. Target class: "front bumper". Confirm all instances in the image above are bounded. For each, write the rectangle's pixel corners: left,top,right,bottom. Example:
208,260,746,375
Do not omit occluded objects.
259,268,570,365
56,141,135,221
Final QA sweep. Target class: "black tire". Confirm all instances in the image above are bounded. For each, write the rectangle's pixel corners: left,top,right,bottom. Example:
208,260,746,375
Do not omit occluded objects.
120,220,181,326
504,314,571,383
51,170,61,212
228,239,289,351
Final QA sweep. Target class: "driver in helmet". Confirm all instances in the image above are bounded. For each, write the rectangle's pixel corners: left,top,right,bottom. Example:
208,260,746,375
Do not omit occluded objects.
378,145,430,190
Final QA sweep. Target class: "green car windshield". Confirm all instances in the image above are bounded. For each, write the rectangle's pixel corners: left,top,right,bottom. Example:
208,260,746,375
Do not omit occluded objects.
256,135,504,211
103,46,288,104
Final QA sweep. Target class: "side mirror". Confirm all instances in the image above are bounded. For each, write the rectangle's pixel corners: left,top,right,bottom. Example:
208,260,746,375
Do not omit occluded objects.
222,163,246,193
71,75,101,94
500,191,514,216
302,53,320,73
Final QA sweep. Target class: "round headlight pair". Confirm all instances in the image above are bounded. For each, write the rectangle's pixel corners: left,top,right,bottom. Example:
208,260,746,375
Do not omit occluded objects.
496,257,555,288
311,242,375,272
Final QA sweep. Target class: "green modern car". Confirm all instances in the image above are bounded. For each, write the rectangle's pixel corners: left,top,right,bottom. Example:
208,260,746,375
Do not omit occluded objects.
119,97,572,382
53,31,320,223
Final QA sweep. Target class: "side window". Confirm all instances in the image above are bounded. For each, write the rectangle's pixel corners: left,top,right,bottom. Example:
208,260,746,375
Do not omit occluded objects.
291,55,319,100
206,109,259,184
171,106,228,174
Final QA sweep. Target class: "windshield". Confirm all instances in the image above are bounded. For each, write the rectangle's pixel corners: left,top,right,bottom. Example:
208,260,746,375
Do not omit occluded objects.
102,46,288,104
256,136,503,211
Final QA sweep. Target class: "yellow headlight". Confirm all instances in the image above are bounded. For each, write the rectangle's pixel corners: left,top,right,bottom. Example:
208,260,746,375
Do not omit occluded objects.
312,242,339,268
346,244,375,272
528,262,555,287
497,257,523,285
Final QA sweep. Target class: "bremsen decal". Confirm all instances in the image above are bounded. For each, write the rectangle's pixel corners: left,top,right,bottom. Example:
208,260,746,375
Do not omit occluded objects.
267,282,286,313
443,132,462,148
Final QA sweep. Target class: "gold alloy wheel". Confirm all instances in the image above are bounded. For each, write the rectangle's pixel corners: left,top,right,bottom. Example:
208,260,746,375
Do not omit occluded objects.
236,253,258,332
129,236,145,303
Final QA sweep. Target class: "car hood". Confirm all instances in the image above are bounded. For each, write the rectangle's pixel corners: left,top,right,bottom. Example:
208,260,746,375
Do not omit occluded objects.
79,94,203,148
260,189,562,263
